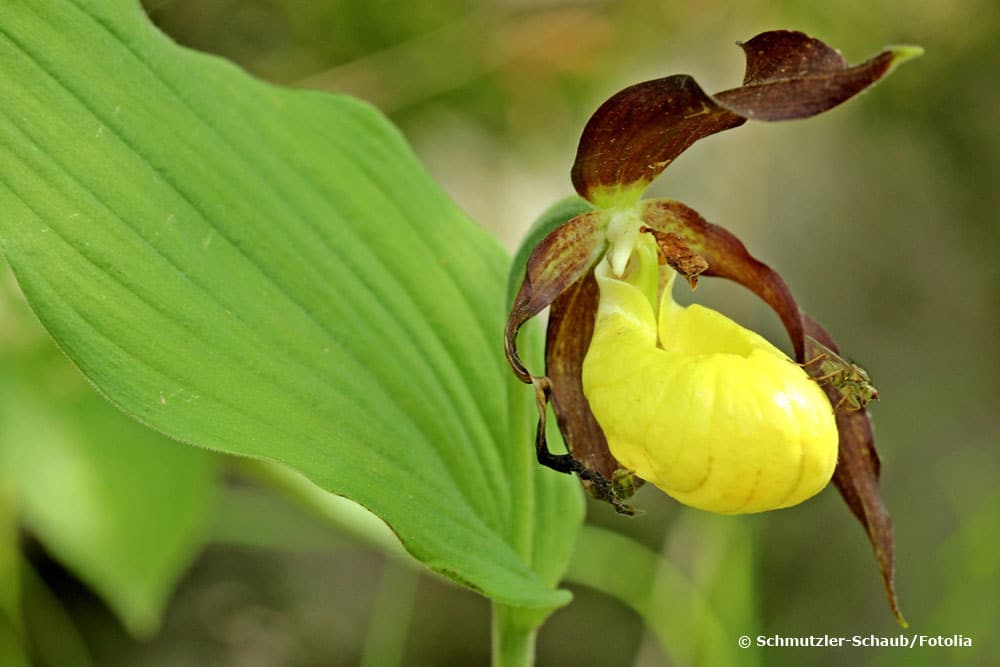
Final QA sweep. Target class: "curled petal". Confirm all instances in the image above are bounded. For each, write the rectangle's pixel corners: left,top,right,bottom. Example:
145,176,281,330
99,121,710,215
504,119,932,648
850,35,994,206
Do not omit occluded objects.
804,317,904,626
641,199,805,359
737,30,851,85
571,75,743,208
505,202,639,512
640,197,904,623
546,273,636,499
505,210,608,383
715,33,924,121
571,31,921,205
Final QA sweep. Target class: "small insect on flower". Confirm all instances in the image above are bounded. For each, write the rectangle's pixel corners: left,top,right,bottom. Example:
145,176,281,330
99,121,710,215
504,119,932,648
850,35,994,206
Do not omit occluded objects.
802,335,880,411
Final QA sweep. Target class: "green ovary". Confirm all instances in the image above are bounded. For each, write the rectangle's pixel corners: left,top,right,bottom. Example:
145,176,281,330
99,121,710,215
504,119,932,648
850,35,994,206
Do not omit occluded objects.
582,240,838,514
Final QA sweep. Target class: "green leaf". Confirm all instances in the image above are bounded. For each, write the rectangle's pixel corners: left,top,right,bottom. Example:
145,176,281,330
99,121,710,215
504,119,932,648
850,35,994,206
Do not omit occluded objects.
0,479,19,631
1,262,216,636
218,459,408,558
0,0,581,609
0,374,216,637
0,614,29,667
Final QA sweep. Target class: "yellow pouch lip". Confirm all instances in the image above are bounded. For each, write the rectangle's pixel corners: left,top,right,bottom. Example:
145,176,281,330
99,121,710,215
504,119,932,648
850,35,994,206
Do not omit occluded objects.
583,247,839,514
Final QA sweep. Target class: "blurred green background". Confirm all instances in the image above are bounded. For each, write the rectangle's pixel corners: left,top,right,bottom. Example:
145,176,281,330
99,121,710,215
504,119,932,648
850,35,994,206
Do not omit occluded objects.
2,0,997,664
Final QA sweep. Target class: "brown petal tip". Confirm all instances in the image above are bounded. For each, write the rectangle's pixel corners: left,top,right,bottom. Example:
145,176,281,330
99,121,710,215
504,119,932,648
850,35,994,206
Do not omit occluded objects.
803,319,904,627
715,32,922,121
571,31,920,204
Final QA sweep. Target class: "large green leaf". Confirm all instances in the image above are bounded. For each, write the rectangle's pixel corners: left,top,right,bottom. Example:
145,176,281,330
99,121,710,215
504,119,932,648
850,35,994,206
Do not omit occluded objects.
0,268,218,636
0,0,582,609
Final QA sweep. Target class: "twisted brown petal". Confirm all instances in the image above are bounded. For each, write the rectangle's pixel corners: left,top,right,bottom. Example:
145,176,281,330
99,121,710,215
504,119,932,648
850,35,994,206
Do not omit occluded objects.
504,211,608,383
714,32,915,121
546,273,638,501
640,200,805,360
571,31,921,205
736,30,849,84
639,198,903,624
803,317,903,626
571,75,744,207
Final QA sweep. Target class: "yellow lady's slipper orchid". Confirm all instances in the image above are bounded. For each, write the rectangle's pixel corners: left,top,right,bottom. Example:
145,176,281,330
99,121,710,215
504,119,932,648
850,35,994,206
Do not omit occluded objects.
505,29,919,623
582,235,838,513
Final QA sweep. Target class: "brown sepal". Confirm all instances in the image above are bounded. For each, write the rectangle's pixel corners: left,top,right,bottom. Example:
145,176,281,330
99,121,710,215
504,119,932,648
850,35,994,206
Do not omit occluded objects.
572,30,910,204
640,197,903,624
504,211,607,383
714,31,901,121
546,273,641,502
803,316,904,627
571,75,744,205
505,208,639,514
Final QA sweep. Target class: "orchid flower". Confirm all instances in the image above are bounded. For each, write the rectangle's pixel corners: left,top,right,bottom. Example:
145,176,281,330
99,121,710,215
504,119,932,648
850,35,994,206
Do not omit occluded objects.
504,30,920,623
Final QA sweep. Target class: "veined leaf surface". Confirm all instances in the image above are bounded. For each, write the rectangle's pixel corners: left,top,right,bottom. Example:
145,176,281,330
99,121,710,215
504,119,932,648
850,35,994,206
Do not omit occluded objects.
0,0,582,608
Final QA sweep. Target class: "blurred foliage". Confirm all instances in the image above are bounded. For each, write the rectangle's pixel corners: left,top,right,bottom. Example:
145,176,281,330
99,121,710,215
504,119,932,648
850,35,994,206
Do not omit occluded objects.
0,0,995,664
0,261,218,661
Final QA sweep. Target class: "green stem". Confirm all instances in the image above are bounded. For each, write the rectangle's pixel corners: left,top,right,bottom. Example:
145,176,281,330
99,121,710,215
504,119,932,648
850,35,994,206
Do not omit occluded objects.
493,336,546,667
505,354,536,565
491,603,538,667
360,559,419,667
